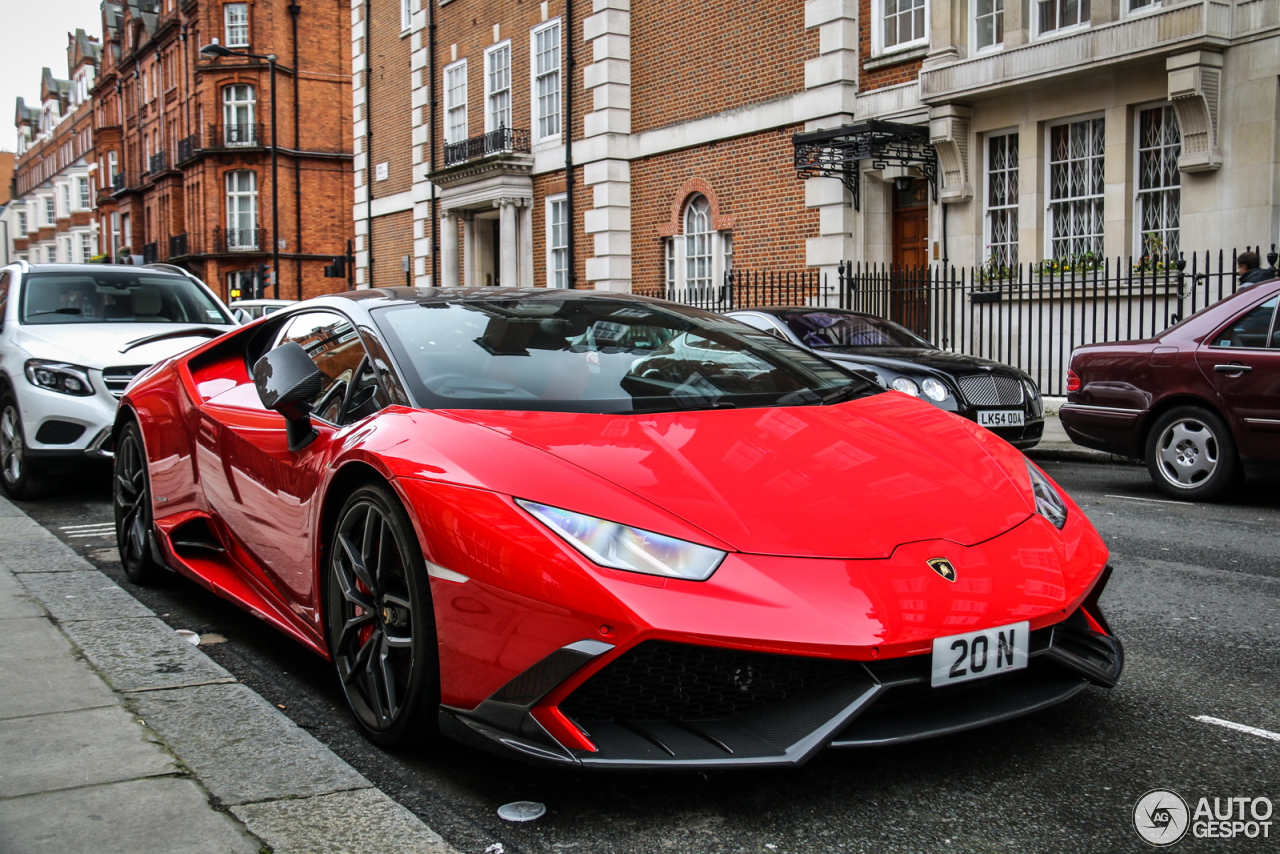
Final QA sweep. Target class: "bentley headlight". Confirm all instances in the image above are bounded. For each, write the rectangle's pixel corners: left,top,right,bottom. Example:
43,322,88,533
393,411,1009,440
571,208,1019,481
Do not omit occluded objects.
891,377,920,397
24,360,95,397
1027,462,1067,529
921,378,949,402
516,500,726,581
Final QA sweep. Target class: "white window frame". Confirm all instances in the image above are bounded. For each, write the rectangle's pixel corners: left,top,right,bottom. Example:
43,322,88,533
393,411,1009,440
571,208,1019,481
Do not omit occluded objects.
224,2,249,48
78,232,93,263
984,130,1019,268
530,20,562,143
1123,0,1161,17
1033,0,1090,39
225,170,259,250
15,211,26,237
223,84,257,146
443,59,468,145
78,177,91,210
59,184,71,217
110,211,121,259
871,0,930,56
400,0,412,32
107,151,118,185
545,194,569,288
45,196,56,225
971,0,1005,53
665,195,733,299
484,41,512,134
1044,113,1106,261
59,235,72,263
1133,102,1181,261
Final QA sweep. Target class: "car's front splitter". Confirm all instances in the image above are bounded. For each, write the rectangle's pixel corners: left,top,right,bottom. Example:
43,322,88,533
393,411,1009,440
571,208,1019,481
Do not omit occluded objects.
438,596,1123,769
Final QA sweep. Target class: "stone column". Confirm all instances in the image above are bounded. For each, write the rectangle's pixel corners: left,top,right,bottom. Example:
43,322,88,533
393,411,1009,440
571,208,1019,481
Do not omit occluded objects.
440,211,459,287
461,212,477,287
498,198,519,289
518,202,534,288
582,0,632,292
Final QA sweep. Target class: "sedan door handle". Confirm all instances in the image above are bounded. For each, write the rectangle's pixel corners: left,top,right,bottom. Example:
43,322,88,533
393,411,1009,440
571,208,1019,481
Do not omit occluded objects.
1214,363,1252,373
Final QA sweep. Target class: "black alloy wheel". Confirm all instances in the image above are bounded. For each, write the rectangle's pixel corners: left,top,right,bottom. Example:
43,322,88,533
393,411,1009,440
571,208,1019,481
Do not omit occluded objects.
0,394,51,500
326,484,439,747
114,422,164,584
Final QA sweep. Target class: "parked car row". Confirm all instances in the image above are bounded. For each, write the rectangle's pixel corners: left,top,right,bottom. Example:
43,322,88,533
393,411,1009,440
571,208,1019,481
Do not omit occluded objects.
0,261,1126,769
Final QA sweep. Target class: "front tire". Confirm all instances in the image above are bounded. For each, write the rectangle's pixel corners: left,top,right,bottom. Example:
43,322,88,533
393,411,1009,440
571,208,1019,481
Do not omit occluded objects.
326,484,440,747
0,394,51,500
114,422,164,584
1145,406,1237,500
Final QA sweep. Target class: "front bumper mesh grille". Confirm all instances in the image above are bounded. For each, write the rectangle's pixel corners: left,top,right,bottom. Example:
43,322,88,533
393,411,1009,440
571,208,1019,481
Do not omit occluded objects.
560,640,856,723
957,374,1025,406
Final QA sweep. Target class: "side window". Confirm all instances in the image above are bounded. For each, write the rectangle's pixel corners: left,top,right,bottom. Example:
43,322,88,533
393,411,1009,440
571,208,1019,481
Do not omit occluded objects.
276,311,385,425
1212,297,1278,349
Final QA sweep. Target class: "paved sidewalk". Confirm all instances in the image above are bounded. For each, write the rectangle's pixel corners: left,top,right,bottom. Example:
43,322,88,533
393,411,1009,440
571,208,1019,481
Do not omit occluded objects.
0,496,458,854
1024,397,1141,465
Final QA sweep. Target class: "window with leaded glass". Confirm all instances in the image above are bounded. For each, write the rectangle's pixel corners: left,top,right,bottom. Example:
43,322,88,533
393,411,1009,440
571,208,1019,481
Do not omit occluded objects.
1048,117,1104,261
444,61,467,145
1038,0,1088,34
975,0,1004,49
684,197,713,293
882,0,927,49
485,43,511,132
547,196,568,288
1136,105,1180,262
533,22,561,141
986,132,1018,267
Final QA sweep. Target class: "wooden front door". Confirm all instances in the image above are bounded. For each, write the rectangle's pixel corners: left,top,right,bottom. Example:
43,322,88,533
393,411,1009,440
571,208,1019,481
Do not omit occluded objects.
891,180,930,335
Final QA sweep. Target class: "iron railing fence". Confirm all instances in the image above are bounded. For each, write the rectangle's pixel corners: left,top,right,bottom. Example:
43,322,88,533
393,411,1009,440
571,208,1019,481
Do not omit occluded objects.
168,233,188,258
443,127,531,167
148,152,168,174
208,122,262,148
214,225,262,253
651,245,1277,397
141,242,159,265
177,134,201,163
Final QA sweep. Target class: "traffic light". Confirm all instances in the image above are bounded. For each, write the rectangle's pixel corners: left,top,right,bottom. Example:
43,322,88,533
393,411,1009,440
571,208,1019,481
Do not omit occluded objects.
324,256,347,278
229,287,243,300
255,264,269,298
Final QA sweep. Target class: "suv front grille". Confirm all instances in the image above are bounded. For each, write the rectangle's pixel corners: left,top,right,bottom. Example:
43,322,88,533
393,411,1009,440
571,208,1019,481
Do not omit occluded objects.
957,374,1025,406
560,641,856,723
102,365,149,399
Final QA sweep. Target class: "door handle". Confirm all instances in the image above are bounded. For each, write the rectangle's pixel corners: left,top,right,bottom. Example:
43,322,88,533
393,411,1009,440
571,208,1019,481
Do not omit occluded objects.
1214,363,1252,373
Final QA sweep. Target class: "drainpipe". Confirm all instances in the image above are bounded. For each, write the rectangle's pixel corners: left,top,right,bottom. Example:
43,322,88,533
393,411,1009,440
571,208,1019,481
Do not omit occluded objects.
428,0,436,286
180,25,190,139
564,0,574,288
363,0,373,287
289,2,302,299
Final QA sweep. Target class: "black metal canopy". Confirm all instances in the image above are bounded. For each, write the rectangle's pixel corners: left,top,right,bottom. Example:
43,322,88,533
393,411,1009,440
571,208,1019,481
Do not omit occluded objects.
793,120,938,211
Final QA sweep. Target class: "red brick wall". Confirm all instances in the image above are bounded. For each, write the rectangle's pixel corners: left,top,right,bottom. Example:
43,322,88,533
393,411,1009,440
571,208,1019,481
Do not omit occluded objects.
365,0,414,197
629,127,817,295
858,0,924,91
630,1,817,134
371,210,414,287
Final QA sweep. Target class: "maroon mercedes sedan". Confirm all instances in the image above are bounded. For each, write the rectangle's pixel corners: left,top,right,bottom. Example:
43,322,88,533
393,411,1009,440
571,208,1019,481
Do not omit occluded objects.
1061,276,1280,499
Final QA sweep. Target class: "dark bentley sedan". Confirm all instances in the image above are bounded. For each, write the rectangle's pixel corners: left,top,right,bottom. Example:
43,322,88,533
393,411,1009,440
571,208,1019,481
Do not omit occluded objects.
1061,276,1280,500
727,307,1044,449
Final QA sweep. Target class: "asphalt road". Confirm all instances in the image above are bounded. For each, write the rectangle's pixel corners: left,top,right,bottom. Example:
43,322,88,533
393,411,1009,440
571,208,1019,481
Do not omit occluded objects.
16,459,1280,854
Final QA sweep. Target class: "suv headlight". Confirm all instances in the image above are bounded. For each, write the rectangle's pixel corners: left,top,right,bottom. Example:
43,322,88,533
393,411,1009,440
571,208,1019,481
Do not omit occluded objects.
24,360,95,397
516,500,727,581
1027,461,1067,529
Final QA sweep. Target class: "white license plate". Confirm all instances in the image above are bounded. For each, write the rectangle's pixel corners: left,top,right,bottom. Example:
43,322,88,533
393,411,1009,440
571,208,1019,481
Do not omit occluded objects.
931,621,1030,687
977,409,1024,427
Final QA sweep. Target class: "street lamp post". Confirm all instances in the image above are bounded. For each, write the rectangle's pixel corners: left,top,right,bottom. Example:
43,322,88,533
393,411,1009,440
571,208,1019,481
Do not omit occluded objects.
200,41,279,298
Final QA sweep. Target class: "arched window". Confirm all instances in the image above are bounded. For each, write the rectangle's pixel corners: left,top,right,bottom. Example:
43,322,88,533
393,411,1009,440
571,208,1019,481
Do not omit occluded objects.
223,85,256,146
225,170,258,250
666,193,732,302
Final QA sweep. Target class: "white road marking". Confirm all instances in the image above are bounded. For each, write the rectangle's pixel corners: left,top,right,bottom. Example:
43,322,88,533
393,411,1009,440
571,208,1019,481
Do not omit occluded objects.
1104,494,1192,506
1194,715,1280,743
61,522,116,531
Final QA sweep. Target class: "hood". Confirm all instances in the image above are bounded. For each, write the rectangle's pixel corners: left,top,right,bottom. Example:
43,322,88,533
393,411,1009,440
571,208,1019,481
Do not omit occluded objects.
451,393,1036,559
15,323,234,370
819,347,1030,378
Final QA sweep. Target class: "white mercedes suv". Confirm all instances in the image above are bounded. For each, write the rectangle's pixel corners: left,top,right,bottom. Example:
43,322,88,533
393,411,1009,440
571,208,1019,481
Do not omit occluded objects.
0,262,237,498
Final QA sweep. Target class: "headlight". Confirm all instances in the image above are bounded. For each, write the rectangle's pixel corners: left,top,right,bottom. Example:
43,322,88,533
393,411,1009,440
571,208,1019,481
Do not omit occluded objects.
516,499,726,581
24,360,95,397
1027,462,1067,529
891,377,919,397
921,378,949,402
1023,378,1040,400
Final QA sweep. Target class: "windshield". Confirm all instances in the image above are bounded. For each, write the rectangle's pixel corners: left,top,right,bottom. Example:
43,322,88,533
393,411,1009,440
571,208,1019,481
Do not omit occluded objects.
374,297,876,414
777,311,935,350
20,271,232,325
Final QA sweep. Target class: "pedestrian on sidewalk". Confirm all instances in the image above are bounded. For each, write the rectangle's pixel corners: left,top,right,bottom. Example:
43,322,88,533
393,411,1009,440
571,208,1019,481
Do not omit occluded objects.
1237,250,1277,288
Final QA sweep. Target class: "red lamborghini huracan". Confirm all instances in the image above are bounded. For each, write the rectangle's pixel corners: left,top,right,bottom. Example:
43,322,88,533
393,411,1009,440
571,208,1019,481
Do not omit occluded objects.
115,288,1122,767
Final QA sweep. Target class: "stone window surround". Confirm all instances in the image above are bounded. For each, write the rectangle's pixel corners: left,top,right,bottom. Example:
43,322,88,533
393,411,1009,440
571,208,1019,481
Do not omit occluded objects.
1045,113,1106,261
983,128,1019,267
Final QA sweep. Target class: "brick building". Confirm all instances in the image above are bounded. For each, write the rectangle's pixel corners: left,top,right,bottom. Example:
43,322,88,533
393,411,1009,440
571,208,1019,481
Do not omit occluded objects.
355,0,1279,293
93,0,353,301
4,32,102,268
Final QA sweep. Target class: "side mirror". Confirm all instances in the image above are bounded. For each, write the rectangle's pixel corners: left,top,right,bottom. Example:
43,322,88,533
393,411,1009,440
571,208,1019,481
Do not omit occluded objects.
232,308,252,324
252,342,322,451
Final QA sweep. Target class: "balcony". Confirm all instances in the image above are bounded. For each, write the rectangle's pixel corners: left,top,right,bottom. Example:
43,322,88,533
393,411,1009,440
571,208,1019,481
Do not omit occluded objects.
113,172,125,191
176,134,201,164
208,122,262,150
111,171,139,197
148,151,168,174
443,127,531,167
142,242,158,265
169,233,188,258
214,225,262,253
919,0,1239,104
